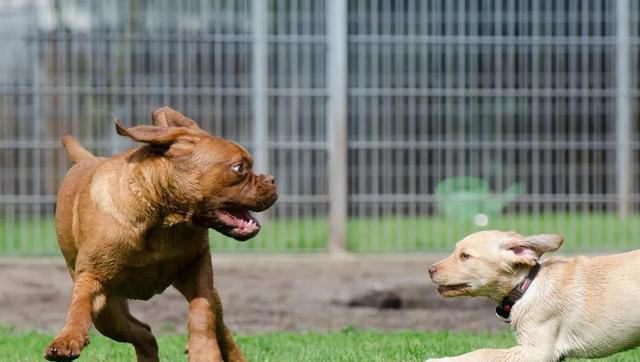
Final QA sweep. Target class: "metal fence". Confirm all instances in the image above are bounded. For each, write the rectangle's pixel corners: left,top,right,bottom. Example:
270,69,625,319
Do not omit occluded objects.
1,0,639,255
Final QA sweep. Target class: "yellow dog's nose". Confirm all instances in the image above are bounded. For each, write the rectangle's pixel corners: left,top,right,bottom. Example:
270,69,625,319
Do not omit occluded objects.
428,266,437,278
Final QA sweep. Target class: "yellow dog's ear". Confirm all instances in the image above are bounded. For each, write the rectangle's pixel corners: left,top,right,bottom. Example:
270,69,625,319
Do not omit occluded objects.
114,116,192,146
151,106,200,130
501,233,564,266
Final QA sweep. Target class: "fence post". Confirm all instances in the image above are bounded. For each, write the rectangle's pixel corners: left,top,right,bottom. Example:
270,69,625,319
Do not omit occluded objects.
616,0,632,217
327,0,348,253
252,0,269,175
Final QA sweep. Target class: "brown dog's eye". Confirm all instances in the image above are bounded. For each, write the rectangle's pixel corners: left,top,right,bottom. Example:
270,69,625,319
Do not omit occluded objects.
460,252,471,260
231,162,247,175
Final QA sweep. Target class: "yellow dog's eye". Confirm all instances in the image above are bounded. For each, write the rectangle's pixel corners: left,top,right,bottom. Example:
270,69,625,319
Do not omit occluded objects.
231,163,247,175
460,252,471,260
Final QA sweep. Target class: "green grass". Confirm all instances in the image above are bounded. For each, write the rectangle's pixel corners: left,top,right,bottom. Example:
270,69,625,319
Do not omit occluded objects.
1,326,639,361
2,212,640,255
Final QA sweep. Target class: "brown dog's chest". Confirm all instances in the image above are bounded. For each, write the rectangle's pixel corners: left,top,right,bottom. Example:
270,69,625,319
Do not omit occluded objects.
101,227,210,300
110,259,193,300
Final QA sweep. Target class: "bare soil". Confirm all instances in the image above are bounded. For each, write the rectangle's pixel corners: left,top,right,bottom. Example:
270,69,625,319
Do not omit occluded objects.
0,255,502,334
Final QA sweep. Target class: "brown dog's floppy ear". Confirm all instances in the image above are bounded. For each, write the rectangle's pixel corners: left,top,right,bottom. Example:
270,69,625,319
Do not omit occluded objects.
114,116,190,146
501,233,563,266
151,107,200,129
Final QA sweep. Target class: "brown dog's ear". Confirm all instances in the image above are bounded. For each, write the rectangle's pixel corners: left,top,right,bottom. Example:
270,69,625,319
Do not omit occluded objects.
501,233,563,266
114,116,190,146
151,107,200,129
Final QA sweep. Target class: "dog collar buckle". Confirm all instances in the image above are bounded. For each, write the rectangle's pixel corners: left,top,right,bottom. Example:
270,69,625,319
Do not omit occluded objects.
495,305,512,324
495,311,512,324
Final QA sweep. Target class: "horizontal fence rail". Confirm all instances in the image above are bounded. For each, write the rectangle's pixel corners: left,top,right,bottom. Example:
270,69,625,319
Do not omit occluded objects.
0,0,639,255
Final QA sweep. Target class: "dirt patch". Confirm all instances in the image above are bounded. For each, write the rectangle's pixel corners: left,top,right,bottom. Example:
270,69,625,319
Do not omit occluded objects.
0,255,502,334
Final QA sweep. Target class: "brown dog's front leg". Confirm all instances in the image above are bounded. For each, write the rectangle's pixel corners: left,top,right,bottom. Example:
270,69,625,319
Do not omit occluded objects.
44,273,105,361
173,252,246,362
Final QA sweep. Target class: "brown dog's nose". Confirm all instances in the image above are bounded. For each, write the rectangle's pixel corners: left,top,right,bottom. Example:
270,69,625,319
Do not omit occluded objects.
263,175,275,184
428,266,437,277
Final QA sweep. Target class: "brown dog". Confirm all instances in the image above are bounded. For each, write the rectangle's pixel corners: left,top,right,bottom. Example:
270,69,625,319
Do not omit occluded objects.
44,107,277,362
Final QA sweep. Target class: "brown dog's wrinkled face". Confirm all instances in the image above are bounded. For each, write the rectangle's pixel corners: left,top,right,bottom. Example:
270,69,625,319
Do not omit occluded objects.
428,231,563,301
116,107,278,241
188,137,278,240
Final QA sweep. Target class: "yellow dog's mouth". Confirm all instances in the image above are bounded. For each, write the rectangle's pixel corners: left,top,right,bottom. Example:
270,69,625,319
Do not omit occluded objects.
436,283,471,297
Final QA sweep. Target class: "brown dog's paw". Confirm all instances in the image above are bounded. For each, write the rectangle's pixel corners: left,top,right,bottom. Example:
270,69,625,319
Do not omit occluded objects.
44,333,89,361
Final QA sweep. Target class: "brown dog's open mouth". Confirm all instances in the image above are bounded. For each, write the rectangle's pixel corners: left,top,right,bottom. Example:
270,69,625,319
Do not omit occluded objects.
437,283,471,296
214,208,260,239
195,207,261,241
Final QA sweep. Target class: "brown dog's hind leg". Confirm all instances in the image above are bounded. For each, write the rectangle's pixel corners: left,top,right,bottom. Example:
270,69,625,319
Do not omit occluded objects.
94,297,159,362
212,288,247,362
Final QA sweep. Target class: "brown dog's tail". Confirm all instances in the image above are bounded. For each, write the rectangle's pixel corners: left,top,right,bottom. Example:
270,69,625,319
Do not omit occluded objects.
61,135,95,164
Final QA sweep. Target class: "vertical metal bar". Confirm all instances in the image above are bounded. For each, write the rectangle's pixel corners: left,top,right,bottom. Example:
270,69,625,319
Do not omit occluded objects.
370,2,380,251
275,0,285,252
380,0,391,251
494,0,504,236
593,1,604,246
31,19,42,254
17,16,28,254
355,0,366,251
616,0,632,218
579,0,590,245
407,0,417,251
252,0,269,174
291,0,300,251
326,0,347,253
300,0,311,251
